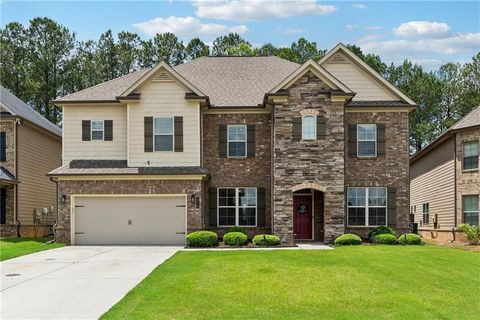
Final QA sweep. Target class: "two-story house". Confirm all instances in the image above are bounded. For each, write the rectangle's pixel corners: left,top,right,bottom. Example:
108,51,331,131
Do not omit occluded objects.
1,85,62,237
410,106,479,241
49,44,416,245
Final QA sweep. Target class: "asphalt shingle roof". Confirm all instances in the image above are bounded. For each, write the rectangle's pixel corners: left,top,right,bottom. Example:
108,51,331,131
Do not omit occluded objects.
55,56,300,107
1,85,62,136
451,106,480,130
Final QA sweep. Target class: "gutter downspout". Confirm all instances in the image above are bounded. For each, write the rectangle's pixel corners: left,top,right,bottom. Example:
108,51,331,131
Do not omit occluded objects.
49,177,59,242
14,119,20,237
453,134,458,241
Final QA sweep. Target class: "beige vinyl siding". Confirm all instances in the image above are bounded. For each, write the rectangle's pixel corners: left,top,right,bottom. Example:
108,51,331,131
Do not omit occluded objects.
323,53,397,101
128,76,200,167
62,105,127,164
17,122,62,225
410,137,455,230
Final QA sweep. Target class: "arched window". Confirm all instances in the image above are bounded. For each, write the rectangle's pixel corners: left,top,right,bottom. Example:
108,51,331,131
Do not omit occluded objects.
302,115,316,140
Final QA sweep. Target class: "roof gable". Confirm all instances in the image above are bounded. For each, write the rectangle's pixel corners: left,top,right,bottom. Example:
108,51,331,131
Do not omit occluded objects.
319,43,416,105
270,59,353,94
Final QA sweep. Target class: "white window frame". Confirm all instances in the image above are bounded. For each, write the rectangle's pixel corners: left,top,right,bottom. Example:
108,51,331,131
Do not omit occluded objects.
357,124,377,157
227,125,247,158
462,195,479,226
153,117,174,152
217,187,257,227
302,115,316,140
91,120,104,141
462,141,479,171
347,187,387,227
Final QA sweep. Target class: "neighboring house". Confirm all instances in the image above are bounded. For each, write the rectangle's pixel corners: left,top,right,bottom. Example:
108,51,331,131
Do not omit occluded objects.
0,85,62,237
49,43,416,245
410,106,480,241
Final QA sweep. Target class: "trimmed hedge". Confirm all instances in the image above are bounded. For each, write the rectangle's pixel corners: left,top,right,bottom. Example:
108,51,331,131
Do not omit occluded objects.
372,233,397,245
368,226,396,240
227,226,247,235
398,233,422,245
223,232,248,246
334,234,362,246
186,231,218,247
253,234,281,246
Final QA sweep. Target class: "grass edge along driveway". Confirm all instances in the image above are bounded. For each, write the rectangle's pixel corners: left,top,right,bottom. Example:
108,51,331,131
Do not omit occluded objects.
102,245,479,320
0,237,64,261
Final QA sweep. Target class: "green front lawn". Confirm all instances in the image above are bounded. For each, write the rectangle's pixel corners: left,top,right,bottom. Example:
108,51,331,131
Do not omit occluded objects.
0,237,65,261
103,245,479,319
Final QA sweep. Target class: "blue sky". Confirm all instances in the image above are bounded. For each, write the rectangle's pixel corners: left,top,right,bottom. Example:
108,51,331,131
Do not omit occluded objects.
1,1,479,70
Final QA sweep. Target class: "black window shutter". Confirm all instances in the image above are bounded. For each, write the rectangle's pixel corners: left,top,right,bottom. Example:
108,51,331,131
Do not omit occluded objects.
292,117,302,141
0,132,6,162
218,125,227,158
247,125,256,158
144,117,153,152
104,120,113,141
174,116,183,152
317,116,326,138
208,187,218,227
348,124,357,157
257,187,266,227
82,120,91,141
387,188,397,228
377,124,386,157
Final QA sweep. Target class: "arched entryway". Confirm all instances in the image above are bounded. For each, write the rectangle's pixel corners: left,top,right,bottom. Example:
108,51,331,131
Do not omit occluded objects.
292,183,325,241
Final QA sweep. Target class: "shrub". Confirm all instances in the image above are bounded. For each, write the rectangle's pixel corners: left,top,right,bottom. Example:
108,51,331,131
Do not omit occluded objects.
223,232,248,246
334,234,362,246
227,226,247,235
398,233,422,245
372,233,397,245
368,226,396,240
456,224,480,245
253,234,281,246
186,231,218,247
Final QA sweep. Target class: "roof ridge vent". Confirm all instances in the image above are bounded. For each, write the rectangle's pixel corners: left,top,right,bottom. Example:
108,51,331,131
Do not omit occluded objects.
153,72,173,82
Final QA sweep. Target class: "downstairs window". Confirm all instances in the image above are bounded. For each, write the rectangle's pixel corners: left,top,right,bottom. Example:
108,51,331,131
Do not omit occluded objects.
347,187,387,227
218,187,257,227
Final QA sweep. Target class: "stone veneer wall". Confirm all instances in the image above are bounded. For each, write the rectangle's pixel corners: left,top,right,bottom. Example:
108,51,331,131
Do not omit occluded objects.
455,128,480,225
202,113,272,234
56,179,204,243
0,121,17,237
273,72,345,244
345,111,410,237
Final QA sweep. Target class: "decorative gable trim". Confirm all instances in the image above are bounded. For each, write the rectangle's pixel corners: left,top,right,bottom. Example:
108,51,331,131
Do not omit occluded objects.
153,72,173,82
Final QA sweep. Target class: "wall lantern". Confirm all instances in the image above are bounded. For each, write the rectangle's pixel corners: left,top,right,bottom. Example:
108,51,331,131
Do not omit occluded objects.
191,195,196,204
61,194,67,204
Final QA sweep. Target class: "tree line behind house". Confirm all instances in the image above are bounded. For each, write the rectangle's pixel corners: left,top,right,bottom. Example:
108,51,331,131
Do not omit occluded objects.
1,17,479,154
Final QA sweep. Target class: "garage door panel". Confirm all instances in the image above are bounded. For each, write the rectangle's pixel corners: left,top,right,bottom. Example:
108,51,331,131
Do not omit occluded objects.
74,196,186,245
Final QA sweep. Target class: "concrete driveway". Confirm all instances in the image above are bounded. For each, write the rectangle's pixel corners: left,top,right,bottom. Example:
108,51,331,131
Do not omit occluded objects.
0,245,181,319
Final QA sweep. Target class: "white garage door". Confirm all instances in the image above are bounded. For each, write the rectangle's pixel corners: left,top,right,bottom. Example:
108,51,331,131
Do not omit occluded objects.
73,196,186,245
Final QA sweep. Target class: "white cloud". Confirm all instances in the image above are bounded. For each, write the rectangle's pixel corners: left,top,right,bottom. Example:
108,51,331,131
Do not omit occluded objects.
133,16,248,38
358,34,384,43
278,26,307,35
193,0,337,20
361,33,480,55
393,21,450,38
352,3,366,9
346,24,359,31
364,25,383,31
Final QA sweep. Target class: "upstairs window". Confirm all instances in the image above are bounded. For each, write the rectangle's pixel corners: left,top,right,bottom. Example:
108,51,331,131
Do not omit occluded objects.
357,124,377,157
463,195,479,226
228,125,247,157
347,187,387,227
91,120,104,140
154,118,174,152
422,203,430,224
0,132,5,162
463,141,479,170
302,115,316,140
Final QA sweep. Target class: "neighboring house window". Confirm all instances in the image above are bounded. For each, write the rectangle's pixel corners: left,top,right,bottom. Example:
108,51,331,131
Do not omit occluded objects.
347,187,387,227
357,124,377,157
463,195,479,226
422,203,430,224
0,132,5,162
154,117,174,151
218,187,257,226
228,125,247,157
463,141,479,170
91,120,104,140
302,115,316,140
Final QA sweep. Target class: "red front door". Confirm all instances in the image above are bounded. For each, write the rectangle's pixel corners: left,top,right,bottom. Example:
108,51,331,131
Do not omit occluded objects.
293,195,313,240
